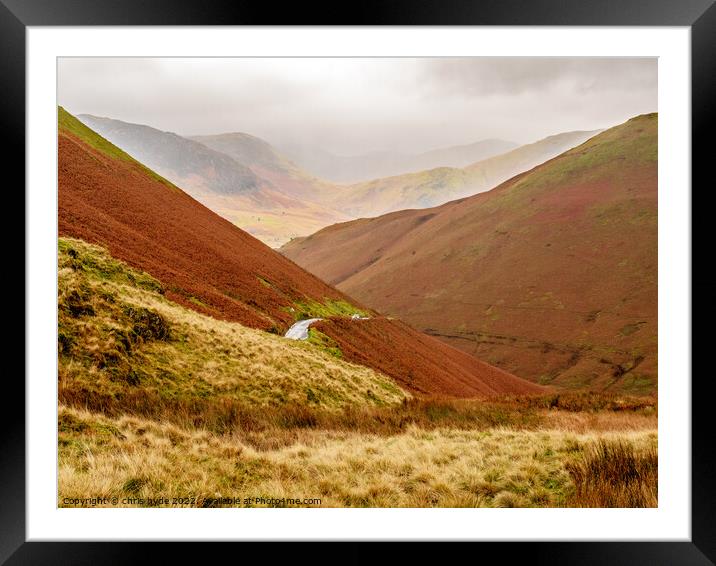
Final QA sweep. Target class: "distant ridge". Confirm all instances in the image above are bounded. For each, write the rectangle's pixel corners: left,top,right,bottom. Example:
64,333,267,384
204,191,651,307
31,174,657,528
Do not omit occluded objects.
326,129,601,218
278,138,518,184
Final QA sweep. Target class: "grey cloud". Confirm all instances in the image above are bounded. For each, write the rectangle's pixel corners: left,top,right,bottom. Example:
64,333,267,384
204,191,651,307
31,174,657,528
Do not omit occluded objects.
416,57,657,97
58,57,657,155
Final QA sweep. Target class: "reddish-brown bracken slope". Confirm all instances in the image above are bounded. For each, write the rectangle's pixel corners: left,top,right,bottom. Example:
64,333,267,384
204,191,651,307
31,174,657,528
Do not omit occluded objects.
316,318,542,397
283,115,658,394
58,108,544,398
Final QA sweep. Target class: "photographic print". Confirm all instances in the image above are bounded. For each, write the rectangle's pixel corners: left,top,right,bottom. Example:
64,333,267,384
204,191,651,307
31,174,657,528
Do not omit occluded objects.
56,56,657,509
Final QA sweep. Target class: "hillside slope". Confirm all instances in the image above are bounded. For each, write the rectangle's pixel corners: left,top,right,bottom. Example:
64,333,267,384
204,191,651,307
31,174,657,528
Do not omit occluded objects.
324,130,600,218
283,115,658,393
77,114,348,247
58,107,543,399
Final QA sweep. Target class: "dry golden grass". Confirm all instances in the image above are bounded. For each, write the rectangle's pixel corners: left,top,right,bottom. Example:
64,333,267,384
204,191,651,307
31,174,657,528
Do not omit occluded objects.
58,385,656,438
58,238,406,409
539,410,657,433
58,405,656,508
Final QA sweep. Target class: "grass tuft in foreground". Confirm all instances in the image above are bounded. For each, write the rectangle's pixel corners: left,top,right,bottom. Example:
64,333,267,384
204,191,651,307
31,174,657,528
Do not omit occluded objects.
566,439,657,507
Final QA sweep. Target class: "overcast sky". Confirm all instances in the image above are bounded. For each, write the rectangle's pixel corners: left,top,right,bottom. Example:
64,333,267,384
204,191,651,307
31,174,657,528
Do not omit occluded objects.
58,57,657,155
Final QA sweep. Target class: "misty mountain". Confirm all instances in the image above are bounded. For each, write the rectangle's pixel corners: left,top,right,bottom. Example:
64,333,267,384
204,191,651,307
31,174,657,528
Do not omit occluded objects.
277,138,518,184
78,115,260,196
77,114,349,247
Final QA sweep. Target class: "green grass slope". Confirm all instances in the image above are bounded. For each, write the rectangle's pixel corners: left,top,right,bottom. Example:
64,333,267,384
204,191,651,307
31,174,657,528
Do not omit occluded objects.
58,237,408,409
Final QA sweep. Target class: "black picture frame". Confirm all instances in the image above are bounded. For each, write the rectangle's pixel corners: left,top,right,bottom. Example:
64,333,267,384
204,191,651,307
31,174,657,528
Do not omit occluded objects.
6,0,714,563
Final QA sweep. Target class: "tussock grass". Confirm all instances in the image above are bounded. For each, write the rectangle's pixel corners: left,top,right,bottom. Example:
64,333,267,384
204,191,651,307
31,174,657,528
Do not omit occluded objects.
500,391,657,413
58,388,546,437
58,237,407,409
566,439,658,507
58,405,655,508
58,380,657,439
57,386,657,507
